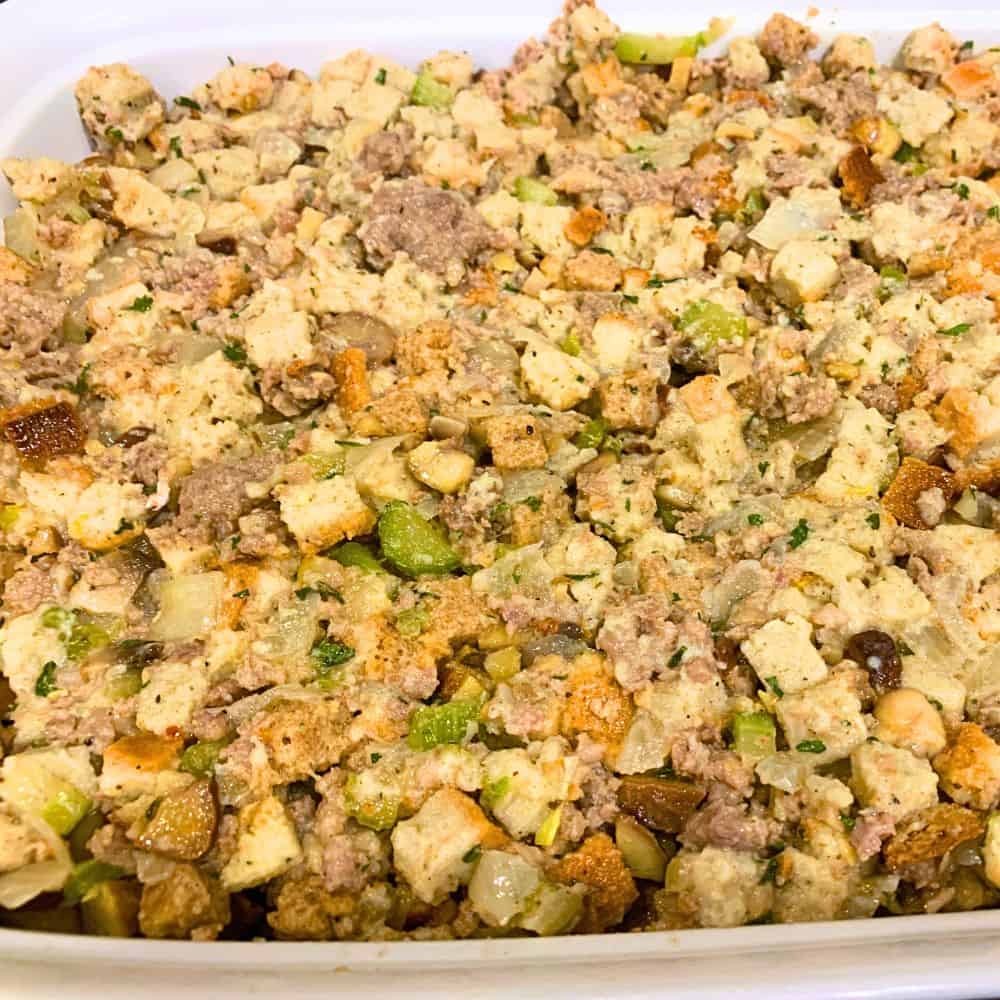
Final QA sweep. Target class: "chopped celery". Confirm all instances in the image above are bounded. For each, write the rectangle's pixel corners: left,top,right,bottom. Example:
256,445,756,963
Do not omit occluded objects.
878,265,908,302
327,540,383,573
179,738,230,778
81,879,140,937
534,805,563,847
378,501,460,577
484,646,521,683
677,299,748,348
573,416,609,451
395,606,429,637
41,782,92,835
614,23,722,65
66,621,112,661
480,775,511,811
303,451,346,480
411,71,454,109
731,712,776,759
41,606,74,635
514,176,558,206
615,815,667,881
559,331,582,356
740,189,766,223
64,860,124,905
345,776,399,831
408,699,481,751
0,504,21,531
518,882,584,936
104,667,143,701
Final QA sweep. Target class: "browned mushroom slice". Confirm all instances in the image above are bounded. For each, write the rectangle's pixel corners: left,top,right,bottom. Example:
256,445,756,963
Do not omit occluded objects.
617,775,707,833
0,399,84,460
133,779,218,860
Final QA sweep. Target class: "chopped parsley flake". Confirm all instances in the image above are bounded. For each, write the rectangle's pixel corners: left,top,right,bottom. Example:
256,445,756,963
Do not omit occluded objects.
788,519,809,549
124,295,153,313
795,739,826,754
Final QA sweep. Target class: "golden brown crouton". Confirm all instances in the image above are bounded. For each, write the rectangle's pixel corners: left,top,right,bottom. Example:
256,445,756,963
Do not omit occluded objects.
881,457,956,529
550,832,638,933
104,733,184,773
482,414,548,470
417,576,495,657
933,723,1000,810
395,320,454,375
267,876,355,940
580,56,625,98
253,698,351,783
0,248,33,284
935,388,992,459
138,863,230,940
561,652,633,761
351,387,428,436
208,258,251,309
332,347,371,416
677,375,740,424
564,250,621,292
883,803,985,871
837,146,883,208
598,372,661,430
758,13,818,66
366,626,439,700
564,207,607,248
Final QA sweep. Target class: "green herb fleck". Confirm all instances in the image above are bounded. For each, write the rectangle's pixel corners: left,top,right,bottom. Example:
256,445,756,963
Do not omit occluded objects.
232,589,250,599
866,512,880,530
840,812,856,832
747,513,764,526
169,135,183,158
462,845,482,864
124,295,153,313
788,519,809,549
939,323,971,337
374,67,387,85
105,126,124,143
175,96,202,111
955,182,970,200
34,661,59,698
765,676,784,699
795,739,826,754
311,639,355,671
222,342,248,365
668,646,687,669
521,495,542,512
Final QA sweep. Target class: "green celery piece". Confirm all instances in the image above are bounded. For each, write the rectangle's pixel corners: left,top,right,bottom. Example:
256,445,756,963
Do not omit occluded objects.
66,621,112,661
615,30,706,65
41,782,92,836
378,501,460,577
104,667,143,701
534,805,563,847
677,299,748,348
328,540,383,572
411,71,453,109
303,451,346,480
481,775,511,811
179,738,231,778
731,712,776,759
573,416,609,451
64,860,124,905
395,606,429,637
514,176,558,206
345,777,399,831
0,504,21,531
407,698,481,750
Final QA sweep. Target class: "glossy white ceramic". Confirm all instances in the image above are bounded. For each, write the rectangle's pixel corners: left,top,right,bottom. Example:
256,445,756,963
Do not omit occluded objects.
2,2,1000,996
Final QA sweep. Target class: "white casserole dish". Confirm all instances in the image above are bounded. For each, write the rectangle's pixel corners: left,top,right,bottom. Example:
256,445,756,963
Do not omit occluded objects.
2,2,1000,996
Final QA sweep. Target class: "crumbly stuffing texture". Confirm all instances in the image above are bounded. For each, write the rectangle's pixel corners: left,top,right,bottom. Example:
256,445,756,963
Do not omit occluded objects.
4,2,1000,940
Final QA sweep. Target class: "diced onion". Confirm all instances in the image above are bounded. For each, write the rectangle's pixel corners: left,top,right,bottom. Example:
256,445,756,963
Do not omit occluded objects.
150,572,225,641
467,850,541,927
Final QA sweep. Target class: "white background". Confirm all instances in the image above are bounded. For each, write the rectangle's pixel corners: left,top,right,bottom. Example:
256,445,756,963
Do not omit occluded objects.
2,1,1000,996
